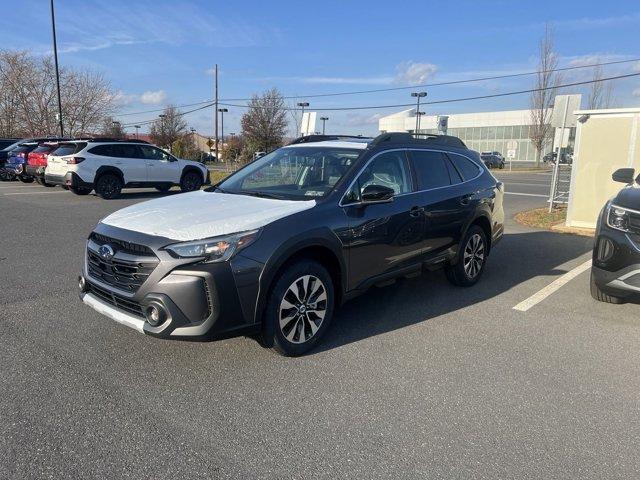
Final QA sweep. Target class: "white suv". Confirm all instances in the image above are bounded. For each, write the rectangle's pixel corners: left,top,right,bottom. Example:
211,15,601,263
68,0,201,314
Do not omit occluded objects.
45,139,210,199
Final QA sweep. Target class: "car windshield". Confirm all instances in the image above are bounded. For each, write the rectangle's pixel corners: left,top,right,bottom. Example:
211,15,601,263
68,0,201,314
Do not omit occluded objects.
216,146,363,200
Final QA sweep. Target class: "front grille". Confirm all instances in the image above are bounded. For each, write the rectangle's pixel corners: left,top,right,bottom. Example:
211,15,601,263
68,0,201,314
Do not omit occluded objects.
87,249,157,292
87,282,144,318
90,232,155,256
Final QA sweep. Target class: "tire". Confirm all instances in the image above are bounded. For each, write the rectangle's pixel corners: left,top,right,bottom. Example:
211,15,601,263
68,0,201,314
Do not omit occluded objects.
70,186,92,195
261,260,335,356
590,271,624,304
95,174,122,199
35,177,55,187
180,171,203,193
446,225,488,287
155,185,171,193
18,175,34,183
499,162,505,169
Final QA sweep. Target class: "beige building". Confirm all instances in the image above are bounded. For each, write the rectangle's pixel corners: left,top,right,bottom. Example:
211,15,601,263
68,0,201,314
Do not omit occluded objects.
566,108,640,229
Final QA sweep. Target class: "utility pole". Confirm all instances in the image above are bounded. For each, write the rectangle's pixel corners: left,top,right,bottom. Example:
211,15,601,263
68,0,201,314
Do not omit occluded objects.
50,0,64,137
411,92,427,133
320,116,329,135
218,108,228,162
214,64,219,161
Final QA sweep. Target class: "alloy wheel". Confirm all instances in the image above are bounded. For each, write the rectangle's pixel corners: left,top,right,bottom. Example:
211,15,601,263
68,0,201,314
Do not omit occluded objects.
279,275,327,344
463,233,485,279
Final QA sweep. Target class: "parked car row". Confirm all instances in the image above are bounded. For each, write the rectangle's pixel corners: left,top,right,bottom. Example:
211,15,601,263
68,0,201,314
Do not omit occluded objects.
0,137,211,198
480,151,505,169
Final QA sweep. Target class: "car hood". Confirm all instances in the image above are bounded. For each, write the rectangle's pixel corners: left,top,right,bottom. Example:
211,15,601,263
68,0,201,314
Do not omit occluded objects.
613,184,640,210
101,190,316,241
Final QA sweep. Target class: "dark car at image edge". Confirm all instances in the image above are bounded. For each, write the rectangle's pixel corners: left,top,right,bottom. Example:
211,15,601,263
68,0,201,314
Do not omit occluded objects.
591,167,640,303
78,132,505,356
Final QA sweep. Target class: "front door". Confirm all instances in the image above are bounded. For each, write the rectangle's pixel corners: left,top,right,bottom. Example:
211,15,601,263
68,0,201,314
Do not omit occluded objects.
341,150,426,290
110,144,147,183
139,145,180,183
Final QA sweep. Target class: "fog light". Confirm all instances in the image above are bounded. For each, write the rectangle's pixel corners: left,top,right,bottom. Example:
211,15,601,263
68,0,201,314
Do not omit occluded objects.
78,275,87,293
144,303,167,327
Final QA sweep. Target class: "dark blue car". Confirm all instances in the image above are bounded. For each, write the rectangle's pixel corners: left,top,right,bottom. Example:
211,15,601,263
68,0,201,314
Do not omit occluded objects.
3,142,39,182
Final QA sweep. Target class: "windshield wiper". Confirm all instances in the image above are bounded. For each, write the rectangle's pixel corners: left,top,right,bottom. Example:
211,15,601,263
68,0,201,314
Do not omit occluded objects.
241,190,286,200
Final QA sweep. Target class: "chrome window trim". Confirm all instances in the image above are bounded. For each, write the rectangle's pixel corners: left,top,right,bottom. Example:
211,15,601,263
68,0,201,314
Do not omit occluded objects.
339,147,484,207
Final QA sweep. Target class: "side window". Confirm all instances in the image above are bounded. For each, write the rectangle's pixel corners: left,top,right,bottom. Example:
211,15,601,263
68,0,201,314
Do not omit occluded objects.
88,145,113,156
358,151,411,196
445,157,463,184
139,145,170,161
112,144,142,159
448,153,482,181
410,150,452,190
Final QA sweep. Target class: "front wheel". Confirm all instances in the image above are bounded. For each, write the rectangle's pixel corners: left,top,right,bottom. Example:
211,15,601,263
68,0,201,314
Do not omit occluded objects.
262,260,335,356
590,271,624,304
446,225,487,287
180,171,203,192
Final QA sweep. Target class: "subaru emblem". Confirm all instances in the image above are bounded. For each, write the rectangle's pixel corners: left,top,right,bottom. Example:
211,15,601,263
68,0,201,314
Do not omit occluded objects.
98,244,115,261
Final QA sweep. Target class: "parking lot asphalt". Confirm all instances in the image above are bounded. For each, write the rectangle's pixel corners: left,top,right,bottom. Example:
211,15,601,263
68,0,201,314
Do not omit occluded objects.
2,172,639,479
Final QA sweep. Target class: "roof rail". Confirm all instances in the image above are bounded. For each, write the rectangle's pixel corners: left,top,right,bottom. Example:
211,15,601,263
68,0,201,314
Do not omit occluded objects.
370,132,467,149
289,134,372,145
72,137,151,144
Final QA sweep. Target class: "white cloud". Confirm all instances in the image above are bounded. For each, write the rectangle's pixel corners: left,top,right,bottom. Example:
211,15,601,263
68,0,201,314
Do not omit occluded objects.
633,88,640,98
566,53,634,67
394,61,438,85
140,90,167,105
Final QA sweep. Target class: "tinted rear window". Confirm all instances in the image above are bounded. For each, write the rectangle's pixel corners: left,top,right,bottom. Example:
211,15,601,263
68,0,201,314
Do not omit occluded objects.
410,150,452,190
11,145,34,154
32,145,55,154
110,144,141,158
51,142,87,156
0,140,15,149
88,145,114,156
448,153,481,181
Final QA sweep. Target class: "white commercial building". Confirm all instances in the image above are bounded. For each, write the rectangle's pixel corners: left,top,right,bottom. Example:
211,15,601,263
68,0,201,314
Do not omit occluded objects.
379,107,571,163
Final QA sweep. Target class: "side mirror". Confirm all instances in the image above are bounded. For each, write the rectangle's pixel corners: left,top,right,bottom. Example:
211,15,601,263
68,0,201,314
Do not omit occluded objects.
361,184,395,203
612,168,635,184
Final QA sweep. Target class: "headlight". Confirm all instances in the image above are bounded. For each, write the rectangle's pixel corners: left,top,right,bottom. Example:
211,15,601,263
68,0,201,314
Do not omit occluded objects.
607,204,632,232
164,229,260,263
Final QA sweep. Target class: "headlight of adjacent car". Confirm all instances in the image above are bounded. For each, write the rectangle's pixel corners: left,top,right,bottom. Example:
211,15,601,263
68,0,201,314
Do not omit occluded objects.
607,204,632,232
165,229,260,263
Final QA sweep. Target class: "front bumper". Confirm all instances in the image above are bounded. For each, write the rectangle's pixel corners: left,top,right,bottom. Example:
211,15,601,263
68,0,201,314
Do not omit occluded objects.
591,214,640,297
79,224,264,339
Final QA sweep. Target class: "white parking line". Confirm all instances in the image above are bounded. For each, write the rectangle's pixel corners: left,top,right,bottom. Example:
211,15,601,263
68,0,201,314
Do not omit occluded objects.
513,259,592,312
504,192,548,198
3,190,69,196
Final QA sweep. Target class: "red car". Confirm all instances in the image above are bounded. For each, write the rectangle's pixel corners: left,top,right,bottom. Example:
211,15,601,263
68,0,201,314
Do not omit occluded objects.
25,143,60,186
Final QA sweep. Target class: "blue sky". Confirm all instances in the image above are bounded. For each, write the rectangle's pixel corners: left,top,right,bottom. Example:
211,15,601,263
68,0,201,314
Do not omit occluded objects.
2,0,640,136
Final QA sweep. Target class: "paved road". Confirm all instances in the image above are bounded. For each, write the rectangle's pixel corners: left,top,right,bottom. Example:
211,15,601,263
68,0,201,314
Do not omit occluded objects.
2,173,639,479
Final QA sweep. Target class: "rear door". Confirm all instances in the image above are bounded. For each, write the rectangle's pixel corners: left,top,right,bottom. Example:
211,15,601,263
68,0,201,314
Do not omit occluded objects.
138,145,180,183
110,144,146,183
407,149,470,260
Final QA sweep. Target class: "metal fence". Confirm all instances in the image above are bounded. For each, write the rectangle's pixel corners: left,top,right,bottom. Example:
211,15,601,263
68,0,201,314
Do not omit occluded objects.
548,163,572,211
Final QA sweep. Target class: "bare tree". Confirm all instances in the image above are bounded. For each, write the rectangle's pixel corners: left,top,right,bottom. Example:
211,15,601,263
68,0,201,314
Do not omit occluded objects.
0,50,116,137
100,117,125,138
529,24,560,168
149,106,188,151
587,64,614,109
240,88,288,159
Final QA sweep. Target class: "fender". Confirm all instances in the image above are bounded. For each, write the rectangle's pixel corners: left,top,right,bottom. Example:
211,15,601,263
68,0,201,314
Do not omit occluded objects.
180,165,205,183
251,226,348,324
95,165,124,183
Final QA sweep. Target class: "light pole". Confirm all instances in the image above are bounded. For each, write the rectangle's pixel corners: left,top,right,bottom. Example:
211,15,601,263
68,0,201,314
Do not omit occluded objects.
297,102,309,135
218,108,228,161
411,92,427,133
320,116,329,135
50,0,64,137
134,125,140,139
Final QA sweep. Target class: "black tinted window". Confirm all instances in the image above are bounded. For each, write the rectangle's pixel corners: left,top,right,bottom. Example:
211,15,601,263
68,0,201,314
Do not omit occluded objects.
0,140,14,149
52,142,87,156
88,145,114,156
110,144,141,159
139,145,171,160
410,150,451,190
448,154,481,180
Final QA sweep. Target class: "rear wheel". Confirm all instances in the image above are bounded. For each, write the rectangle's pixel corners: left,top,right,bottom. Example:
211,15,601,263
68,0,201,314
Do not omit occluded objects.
180,171,202,193
262,260,335,356
95,174,123,199
446,225,487,287
590,271,624,304
70,186,91,195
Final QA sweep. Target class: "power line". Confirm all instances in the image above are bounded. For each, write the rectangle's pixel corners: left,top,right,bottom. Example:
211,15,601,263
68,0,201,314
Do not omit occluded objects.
119,71,640,128
114,57,640,119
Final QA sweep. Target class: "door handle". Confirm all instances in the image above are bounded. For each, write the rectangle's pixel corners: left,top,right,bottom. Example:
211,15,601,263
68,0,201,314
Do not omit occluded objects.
460,194,472,206
410,206,425,217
